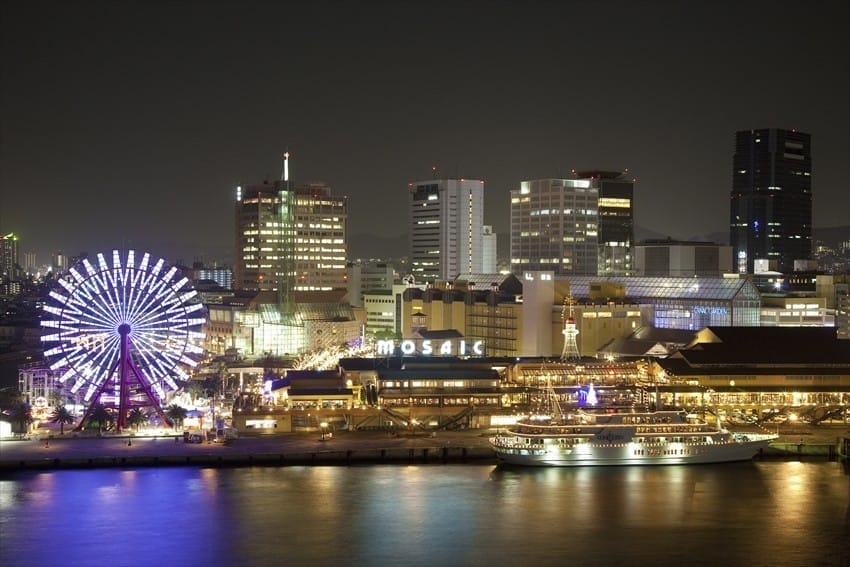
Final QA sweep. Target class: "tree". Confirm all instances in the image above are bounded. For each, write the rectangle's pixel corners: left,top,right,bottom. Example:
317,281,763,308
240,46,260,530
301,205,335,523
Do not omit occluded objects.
0,387,24,413
126,408,148,432
185,380,205,402
50,405,75,435
7,402,33,436
164,404,188,430
87,404,113,433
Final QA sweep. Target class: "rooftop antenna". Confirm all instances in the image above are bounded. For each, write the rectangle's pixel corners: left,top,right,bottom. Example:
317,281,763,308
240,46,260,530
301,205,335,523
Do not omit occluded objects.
279,149,295,312
282,149,291,187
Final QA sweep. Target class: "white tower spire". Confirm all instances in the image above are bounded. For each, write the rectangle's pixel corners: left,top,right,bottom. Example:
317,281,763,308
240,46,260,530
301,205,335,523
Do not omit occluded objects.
560,295,581,361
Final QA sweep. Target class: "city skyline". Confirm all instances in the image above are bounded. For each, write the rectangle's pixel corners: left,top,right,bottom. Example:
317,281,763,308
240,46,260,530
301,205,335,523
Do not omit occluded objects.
2,0,848,266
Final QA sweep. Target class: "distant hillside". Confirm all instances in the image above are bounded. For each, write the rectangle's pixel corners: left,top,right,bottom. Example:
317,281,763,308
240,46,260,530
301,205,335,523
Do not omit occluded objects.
349,225,850,261
814,225,850,247
635,226,850,247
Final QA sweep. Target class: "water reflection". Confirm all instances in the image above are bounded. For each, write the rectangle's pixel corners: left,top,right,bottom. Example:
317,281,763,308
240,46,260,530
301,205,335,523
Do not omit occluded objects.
1,462,847,567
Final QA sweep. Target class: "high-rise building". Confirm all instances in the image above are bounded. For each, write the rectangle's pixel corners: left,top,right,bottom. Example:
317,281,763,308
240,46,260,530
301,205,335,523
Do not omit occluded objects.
292,183,348,291
51,251,68,275
409,178,485,283
234,181,283,291
0,233,19,282
510,178,598,276
234,169,348,292
23,252,36,275
730,129,812,274
586,171,634,276
481,225,497,274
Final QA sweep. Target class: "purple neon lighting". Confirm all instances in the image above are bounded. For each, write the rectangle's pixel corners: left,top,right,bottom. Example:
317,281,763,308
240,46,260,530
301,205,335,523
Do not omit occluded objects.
40,249,206,402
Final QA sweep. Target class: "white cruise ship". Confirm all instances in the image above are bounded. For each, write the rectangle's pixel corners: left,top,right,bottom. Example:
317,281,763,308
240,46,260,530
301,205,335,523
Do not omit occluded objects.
490,409,777,467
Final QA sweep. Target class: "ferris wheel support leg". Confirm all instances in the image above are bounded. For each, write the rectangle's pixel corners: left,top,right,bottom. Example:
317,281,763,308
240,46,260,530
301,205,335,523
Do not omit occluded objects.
74,358,122,431
74,381,118,432
127,359,172,429
116,326,132,433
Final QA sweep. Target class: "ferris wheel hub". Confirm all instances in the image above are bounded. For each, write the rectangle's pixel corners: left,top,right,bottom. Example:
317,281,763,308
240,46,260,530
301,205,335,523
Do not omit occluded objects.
118,323,131,336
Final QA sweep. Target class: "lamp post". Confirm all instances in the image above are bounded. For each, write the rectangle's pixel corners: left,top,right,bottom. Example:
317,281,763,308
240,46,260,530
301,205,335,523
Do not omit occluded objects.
320,421,328,441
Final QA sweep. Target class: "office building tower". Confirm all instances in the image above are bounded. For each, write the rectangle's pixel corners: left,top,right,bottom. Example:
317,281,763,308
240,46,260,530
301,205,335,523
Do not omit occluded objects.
234,162,347,292
23,252,36,275
234,181,284,291
409,178,485,283
730,128,812,274
482,225,497,274
52,251,68,275
510,178,598,276
0,233,19,282
292,183,348,291
586,171,634,276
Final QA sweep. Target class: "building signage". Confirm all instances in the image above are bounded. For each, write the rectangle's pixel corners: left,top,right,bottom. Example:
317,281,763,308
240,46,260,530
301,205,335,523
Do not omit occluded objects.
693,306,729,316
376,339,485,357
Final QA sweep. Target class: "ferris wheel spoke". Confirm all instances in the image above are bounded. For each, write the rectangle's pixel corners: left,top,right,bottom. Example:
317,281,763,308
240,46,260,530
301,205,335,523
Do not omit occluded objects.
73,276,121,326
127,262,160,316
127,277,172,326
98,253,125,323
133,330,170,358
123,264,147,324
131,299,171,329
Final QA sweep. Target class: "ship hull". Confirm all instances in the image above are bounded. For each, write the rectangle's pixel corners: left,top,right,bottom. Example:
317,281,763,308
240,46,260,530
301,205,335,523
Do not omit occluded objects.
491,437,774,467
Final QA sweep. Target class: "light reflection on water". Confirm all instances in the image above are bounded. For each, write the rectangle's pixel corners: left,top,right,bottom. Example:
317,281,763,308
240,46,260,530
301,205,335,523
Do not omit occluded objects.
1,461,847,567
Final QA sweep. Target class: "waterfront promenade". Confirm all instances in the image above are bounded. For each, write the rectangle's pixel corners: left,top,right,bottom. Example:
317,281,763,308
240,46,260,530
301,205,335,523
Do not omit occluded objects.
1,424,847,471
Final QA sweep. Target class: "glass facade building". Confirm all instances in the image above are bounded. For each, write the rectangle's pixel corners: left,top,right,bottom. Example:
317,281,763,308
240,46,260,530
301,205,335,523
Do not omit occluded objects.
562,276,761,330
730,129,812,274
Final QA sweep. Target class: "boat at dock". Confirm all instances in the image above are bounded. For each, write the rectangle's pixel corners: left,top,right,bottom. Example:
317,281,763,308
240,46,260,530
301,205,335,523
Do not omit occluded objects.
490,384,777,466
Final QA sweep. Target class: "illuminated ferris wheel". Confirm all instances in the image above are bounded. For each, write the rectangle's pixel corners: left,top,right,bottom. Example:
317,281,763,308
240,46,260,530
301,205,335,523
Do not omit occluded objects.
40,250,206,431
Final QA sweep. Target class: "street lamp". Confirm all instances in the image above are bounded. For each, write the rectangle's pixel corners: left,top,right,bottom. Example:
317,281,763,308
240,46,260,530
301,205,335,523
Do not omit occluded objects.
320,421,328,441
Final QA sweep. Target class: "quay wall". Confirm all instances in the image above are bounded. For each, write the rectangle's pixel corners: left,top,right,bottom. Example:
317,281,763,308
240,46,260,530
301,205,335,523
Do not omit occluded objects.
0,445,496,471
2,430,846,472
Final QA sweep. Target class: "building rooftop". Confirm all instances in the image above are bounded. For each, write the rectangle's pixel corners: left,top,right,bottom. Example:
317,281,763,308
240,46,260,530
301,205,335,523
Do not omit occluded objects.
561,276,758,302
667,327,850,367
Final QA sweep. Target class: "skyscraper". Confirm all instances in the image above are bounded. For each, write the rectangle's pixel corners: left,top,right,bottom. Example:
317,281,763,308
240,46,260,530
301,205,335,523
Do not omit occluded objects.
577,170,634,276
233,159,348,292
291,182,348,291
510,178,598,276
730,129,812,274
234,181,283,291
408,178,485,283
0,233,19,282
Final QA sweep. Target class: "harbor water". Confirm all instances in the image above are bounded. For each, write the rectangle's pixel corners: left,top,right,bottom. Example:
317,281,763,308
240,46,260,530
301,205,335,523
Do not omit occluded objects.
1,461,848,567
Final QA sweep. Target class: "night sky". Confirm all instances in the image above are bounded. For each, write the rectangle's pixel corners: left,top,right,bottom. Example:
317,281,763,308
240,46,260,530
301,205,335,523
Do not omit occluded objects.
2,0,848,267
